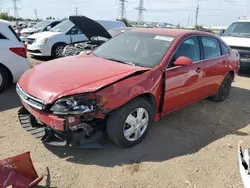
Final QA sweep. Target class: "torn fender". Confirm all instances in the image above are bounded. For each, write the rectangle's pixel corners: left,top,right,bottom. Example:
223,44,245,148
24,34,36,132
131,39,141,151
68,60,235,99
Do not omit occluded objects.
0,152,43,188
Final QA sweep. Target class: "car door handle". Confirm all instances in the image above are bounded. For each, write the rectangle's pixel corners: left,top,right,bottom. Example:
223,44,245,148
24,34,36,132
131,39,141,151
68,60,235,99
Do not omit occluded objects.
222,60,226,65
196,67,202,73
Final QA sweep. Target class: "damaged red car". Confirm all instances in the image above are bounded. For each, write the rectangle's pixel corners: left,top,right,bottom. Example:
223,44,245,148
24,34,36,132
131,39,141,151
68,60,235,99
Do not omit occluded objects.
16,26,240,148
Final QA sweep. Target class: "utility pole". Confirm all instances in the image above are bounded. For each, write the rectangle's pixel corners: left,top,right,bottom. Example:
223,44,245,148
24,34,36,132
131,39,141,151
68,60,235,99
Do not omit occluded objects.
118,0,127,19
188,13,191,26
12,0,20,19
195,4,199,28
75,7,79,15
34,9,38,20
135,0,146,25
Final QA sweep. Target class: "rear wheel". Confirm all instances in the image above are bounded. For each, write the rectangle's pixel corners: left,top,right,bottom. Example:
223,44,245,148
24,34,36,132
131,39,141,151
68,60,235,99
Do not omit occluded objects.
106,98,153,148
211,73,233,102
51,43,66,59
0,66,9,92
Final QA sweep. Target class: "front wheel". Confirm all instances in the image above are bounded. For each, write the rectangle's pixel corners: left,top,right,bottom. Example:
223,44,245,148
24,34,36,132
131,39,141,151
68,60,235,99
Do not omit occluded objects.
51,43,66,59
211,73,233,102
106,98,153,148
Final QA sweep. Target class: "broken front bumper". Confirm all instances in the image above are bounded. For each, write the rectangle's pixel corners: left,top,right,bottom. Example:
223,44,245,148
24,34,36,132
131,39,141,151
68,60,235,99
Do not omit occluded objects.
18,106,104,149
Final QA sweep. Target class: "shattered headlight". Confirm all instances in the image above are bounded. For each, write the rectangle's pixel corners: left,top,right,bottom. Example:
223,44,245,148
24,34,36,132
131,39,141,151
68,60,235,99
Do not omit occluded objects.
50,93,107,115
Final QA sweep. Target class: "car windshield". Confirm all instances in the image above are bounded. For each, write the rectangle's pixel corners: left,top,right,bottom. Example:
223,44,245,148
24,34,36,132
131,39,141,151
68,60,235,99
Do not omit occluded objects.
33,21,53,29
50,20,73,32
93,32,175,68
224,22,250,37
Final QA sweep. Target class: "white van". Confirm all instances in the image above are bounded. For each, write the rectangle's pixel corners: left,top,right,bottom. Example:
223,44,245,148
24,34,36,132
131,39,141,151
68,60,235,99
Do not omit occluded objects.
26,16,126,58
220,17,250,69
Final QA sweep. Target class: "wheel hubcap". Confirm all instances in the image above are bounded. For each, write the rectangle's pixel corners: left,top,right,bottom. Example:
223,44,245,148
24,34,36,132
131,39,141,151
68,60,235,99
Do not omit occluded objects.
55,46,64,57
123,108,149,142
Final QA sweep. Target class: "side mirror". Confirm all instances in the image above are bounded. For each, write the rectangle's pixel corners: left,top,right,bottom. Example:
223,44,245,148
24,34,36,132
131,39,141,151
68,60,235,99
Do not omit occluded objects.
71,28,78,35
220,29,225,35
174,56,193,66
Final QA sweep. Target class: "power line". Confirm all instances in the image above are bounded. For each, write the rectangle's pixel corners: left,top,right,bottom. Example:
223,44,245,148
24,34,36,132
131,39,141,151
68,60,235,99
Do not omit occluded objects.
135,0,146,25
11,0,20,19
118,0,127,19
195,4,199,27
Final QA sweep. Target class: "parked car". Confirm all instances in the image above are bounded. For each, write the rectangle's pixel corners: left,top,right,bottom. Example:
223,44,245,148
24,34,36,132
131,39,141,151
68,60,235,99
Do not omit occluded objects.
17,28,240,148
220,18,250,69
27,21,38,28
20,20,61,42
62,21,135,57
26,16,126,58
0,19,30,92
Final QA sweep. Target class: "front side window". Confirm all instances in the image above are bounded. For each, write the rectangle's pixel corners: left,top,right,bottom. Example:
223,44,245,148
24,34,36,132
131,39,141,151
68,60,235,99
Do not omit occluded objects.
168,36,200,68
201,37,221,59
93,32,175,68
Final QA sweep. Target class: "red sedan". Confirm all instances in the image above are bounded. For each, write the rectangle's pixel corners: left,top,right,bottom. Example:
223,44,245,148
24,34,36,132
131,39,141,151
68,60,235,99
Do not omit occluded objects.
16,29,240,148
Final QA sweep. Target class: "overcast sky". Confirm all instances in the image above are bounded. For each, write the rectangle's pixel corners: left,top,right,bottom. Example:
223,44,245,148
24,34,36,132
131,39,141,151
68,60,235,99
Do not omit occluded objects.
1,0,249,26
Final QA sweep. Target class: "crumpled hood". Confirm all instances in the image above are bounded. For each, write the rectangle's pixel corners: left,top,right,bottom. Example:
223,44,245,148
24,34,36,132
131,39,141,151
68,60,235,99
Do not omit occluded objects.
221,36,250,47
28,31,62,39
20,28,39,34
18,55,149,104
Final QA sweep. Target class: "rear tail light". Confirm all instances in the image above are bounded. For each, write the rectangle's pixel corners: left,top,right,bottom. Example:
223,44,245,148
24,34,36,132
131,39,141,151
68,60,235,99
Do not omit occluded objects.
10,47,27,58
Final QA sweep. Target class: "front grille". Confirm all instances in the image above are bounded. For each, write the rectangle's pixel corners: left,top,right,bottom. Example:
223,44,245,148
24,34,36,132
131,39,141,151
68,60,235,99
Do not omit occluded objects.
16,83,45,110
27,38,35,45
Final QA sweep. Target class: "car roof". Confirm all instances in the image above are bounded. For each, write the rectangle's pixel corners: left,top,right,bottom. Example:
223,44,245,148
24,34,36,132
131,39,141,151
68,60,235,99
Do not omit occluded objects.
236,19,250,22
130,28,212,37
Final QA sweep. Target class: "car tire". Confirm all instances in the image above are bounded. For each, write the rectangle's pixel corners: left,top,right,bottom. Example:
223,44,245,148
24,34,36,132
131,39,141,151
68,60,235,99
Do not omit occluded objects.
51,43,66,59
106,97,153,148
211,73,233,102
0,66,9,92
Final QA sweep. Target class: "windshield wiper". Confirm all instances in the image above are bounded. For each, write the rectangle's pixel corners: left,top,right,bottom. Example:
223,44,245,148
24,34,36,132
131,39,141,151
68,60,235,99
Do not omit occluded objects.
105,58,135,66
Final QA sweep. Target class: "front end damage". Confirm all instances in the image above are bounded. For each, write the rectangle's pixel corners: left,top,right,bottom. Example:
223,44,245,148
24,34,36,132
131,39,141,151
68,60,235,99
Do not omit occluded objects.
18,106,106,149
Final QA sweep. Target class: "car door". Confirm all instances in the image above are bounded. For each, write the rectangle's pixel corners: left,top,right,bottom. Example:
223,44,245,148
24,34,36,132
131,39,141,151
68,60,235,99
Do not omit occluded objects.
199,36,229,96
162,36,205,114
68,26,87,43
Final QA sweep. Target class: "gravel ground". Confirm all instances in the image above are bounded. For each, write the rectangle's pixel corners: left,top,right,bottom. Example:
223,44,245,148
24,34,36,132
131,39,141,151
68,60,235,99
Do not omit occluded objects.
1,56,250,188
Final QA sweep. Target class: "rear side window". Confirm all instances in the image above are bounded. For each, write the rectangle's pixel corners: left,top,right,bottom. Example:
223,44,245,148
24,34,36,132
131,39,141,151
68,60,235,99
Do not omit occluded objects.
220,42,230,55
8,26,21,42
201,37,221,59
0,33,7,39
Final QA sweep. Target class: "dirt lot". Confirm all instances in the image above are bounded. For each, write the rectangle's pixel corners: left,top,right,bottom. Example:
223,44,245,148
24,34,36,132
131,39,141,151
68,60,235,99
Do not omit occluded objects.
1,56,250,188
